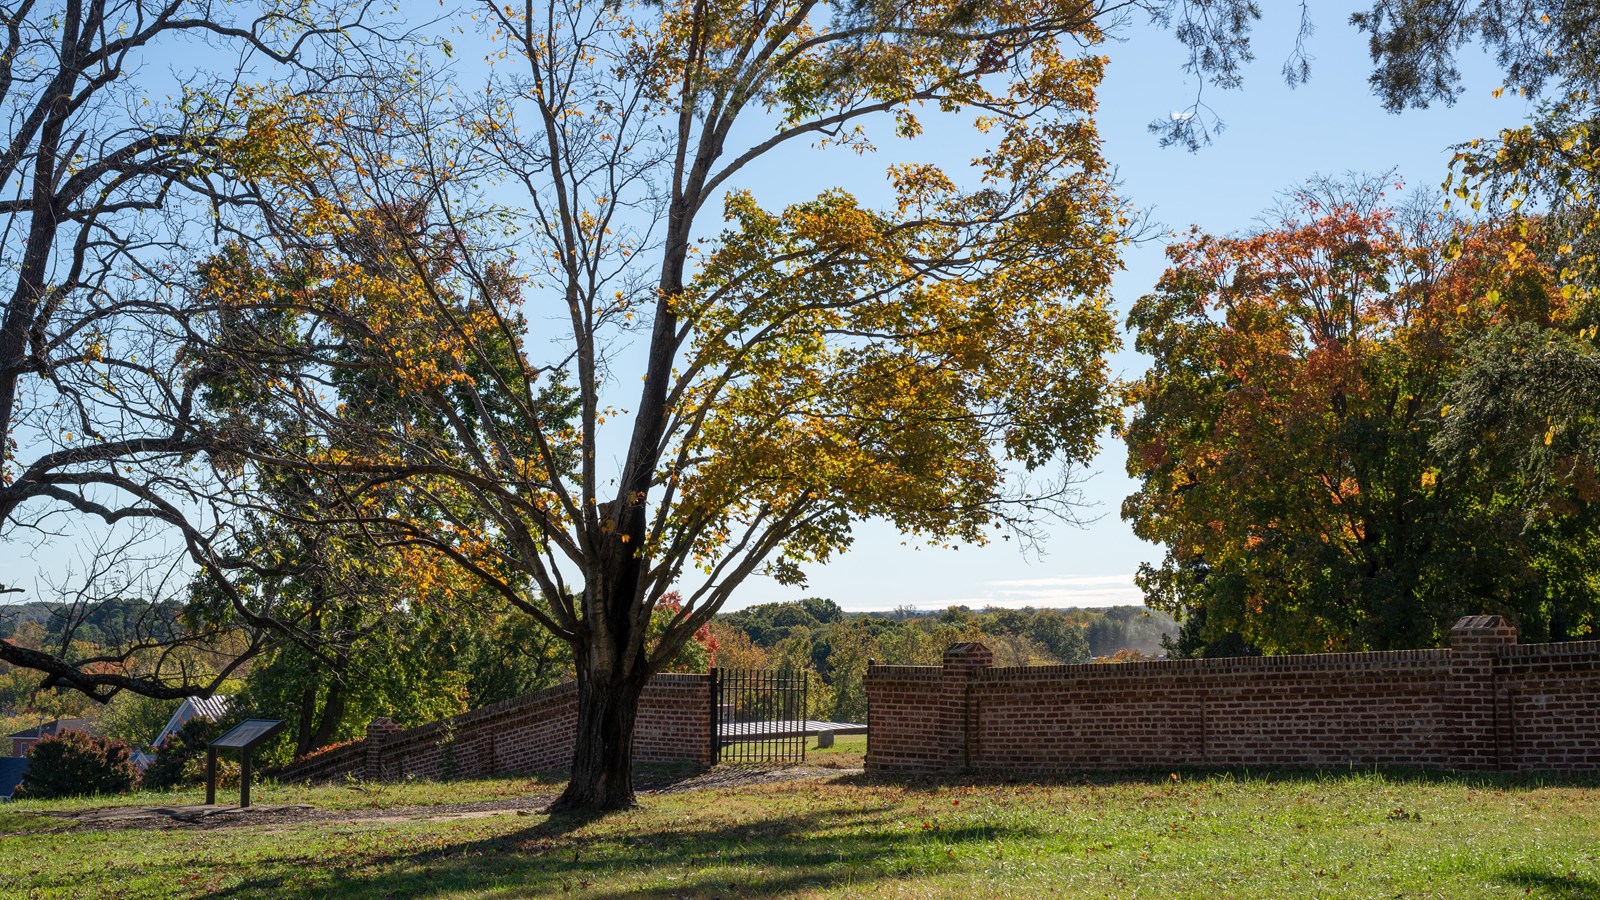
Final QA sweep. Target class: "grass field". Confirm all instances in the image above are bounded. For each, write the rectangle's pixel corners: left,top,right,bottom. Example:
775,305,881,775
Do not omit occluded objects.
4,737,1599,899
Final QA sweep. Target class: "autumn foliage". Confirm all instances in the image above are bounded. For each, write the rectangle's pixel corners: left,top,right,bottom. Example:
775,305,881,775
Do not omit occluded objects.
184,0,1136,811
1123,176,1599,654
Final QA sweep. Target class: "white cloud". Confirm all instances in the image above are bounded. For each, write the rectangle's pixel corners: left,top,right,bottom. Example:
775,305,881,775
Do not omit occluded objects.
984,575,1133,589
877,573,1145,612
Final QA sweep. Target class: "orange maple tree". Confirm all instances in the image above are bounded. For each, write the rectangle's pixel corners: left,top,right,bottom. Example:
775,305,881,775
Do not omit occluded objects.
1123,175,1596,654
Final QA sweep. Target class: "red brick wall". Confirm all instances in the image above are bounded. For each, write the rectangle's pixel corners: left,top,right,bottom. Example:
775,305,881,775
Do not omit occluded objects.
866,616,1600,775
1498,640,1600,770
276,674,712,783
860,667,945,771
273,739,364,783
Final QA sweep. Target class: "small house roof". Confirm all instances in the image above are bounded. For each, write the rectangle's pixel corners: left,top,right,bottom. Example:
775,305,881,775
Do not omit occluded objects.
6,718,94,741
152,695,233,749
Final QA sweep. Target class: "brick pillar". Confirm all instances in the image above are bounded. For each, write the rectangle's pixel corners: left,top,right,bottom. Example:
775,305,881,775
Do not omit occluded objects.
1447,615,1517,771
940,642,993,773
364,717,402,781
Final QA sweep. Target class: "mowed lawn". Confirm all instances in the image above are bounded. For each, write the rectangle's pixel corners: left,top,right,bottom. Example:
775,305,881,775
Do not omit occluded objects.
3,740,1599,899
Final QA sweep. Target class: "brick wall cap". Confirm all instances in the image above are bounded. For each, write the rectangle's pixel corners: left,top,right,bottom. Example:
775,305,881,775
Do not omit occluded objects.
1450,615,1518,646
972,650,1451,681
943,642,993,667
1451,614,1511,631
865,665,941,677
1504,639,1600,658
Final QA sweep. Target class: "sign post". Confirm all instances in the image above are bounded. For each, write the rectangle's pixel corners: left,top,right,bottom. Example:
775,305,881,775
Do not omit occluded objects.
206,718,285,808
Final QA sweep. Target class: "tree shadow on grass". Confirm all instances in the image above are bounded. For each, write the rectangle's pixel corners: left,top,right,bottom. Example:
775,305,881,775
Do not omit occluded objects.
1494,865,1600,899
844,766,1600,793
190,803,1032,899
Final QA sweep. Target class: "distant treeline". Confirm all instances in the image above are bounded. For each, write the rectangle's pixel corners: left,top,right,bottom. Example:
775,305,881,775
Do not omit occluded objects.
0,599,184,649
709,599,1178,722
0,595,577,769
1,594,1175,762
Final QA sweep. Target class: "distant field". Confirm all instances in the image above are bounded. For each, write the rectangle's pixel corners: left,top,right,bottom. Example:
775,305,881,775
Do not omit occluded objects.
4,755,1599,898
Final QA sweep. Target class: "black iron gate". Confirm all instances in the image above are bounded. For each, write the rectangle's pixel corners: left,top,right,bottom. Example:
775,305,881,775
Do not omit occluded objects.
712,668,808,764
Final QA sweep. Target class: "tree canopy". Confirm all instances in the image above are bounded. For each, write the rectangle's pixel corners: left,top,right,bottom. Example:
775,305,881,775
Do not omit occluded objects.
1123,175,1600,653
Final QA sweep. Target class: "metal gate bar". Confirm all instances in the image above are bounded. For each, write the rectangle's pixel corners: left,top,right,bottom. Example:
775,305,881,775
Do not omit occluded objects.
712,668,808,765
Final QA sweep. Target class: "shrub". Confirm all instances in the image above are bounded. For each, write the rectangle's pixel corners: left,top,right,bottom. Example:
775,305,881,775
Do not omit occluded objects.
142,717,224,791
14,731,138,799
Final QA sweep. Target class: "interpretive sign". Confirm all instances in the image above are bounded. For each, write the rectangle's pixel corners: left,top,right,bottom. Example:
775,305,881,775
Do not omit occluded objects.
211,719,284,750
206,718,285,808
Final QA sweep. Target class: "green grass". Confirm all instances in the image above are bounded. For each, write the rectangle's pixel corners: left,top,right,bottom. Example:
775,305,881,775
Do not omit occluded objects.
802,733,867,767
4,768,1600,898
2,773,560,814
0,809,57,833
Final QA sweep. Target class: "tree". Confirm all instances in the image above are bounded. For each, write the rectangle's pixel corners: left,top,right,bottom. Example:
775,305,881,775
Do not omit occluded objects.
454,607,576,708
1359,0,1600,315
97,691,181,750
24,0,1583,810
1429,324,1600,644
1142,2,1600,151
237,608,473,760
820,619,873,721
1352,0,1600,113
1361,3,1600,621
0,0,393,699
1122,175,1596,652
206,0,1212,811
185,233,582,759
708,624,773,671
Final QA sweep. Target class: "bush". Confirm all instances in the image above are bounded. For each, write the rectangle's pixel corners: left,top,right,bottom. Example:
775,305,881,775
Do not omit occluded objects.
14,731,138,799
141,717,225,791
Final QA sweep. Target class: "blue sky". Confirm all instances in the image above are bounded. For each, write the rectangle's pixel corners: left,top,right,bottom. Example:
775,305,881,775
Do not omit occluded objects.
728,3,1536,612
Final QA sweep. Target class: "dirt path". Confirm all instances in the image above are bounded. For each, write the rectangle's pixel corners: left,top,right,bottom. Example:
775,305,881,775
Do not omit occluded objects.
35,765,863,832
46,795,558,830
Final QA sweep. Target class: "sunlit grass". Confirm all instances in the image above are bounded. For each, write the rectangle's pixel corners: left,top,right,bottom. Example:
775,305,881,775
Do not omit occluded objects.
2,773,559,814
802,732,867,767
4,768,1600,898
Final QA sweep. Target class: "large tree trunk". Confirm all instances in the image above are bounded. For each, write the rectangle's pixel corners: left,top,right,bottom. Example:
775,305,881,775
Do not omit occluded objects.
548,664,648,812
307,681,347,753
543,92,708,816
295,683,319,757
